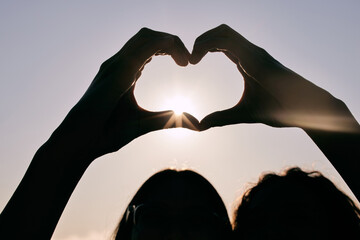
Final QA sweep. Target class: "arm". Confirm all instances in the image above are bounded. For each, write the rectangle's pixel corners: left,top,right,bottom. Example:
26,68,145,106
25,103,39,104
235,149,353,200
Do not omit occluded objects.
0,28,199,239
191,24,360,200
304,126,360,199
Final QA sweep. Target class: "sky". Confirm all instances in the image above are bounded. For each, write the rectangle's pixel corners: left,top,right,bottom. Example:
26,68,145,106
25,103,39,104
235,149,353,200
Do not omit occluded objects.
1,1,359,239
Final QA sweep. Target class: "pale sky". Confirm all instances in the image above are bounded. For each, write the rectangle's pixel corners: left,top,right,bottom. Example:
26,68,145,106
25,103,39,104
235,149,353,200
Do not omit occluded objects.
1,1,359,239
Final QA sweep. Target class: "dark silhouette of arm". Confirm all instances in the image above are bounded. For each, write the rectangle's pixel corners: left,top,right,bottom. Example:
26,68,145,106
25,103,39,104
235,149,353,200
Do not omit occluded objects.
304,127,360,199
192,24,360,201
0,28,198,239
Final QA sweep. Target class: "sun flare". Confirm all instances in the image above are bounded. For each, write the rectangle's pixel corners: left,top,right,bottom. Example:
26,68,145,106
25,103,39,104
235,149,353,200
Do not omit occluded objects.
162,95,196,116
161,95,197,138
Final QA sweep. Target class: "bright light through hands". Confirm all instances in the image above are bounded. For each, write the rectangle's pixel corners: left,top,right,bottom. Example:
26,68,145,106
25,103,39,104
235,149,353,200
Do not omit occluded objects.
162,95,196,116
161,95,198,138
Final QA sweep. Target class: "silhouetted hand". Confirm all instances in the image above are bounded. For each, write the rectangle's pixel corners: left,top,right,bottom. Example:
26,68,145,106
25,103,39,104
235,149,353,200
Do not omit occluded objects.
52,28,199,162
191,24,360,202
191,24,357,133
0,28,200,239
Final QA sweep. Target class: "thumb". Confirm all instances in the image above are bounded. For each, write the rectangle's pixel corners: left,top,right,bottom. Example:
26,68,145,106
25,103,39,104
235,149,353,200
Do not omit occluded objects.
139,110,200,134
199,105,252,131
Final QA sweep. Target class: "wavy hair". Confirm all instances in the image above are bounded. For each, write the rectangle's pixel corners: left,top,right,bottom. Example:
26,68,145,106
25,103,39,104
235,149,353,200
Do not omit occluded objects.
233,167,360,239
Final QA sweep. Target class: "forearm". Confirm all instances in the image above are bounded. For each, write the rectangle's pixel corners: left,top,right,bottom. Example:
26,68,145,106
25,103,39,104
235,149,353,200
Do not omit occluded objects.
0,138,91,239
303,102,360,201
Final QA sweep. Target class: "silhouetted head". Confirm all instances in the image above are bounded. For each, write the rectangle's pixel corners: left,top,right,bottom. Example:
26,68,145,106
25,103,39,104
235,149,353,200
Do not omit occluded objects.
113,169,232,240
233,167,360,240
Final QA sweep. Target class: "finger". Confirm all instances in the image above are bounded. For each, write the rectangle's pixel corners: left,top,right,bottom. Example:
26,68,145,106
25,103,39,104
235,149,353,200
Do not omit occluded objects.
199,108,238,131
190,24,264,72
139,111,200,134
190,37,233,65
190,24,236,64
129,30,190,72
224,51,240,65
135,57,153,80
199,104,253,131
180,112,201,131
156,35,190,66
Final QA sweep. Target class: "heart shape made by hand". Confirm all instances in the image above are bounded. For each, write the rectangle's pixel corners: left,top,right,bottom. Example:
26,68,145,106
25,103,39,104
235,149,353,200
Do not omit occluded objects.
134,53,244,122
131,24,337,133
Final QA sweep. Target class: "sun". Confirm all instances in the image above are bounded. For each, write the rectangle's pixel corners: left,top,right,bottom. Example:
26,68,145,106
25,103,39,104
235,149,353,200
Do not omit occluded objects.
161,95,198,138
162,95,195,116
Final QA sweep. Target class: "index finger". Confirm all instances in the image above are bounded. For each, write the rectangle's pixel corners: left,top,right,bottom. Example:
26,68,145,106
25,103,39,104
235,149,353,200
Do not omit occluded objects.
190,24,247,64
123,28,190,73
190,24,280,80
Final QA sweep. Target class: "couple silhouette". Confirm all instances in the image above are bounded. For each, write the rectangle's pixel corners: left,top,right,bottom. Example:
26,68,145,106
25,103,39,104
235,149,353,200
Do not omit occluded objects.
1,24,359,239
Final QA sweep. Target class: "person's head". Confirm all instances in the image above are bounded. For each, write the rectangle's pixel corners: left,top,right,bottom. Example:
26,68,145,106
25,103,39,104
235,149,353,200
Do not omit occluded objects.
233,167,360,239
113,169,232,240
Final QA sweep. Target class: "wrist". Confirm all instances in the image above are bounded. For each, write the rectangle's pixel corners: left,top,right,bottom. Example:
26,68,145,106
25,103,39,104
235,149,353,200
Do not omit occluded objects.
294,96,360,133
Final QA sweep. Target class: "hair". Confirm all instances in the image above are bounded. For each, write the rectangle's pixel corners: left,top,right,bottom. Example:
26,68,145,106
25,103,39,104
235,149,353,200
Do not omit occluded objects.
233,167,360,239
112,169,231,239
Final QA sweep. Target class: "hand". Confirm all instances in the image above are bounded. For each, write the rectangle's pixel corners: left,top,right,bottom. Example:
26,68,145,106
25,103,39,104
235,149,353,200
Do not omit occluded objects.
0,28,201,239
191,25,360,201
51,28,199,163
191,24,357,133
